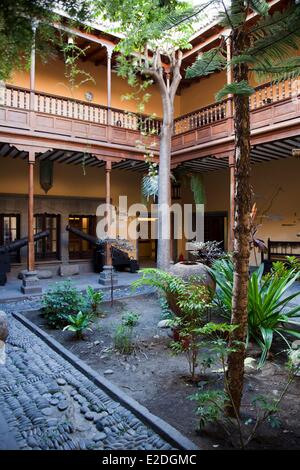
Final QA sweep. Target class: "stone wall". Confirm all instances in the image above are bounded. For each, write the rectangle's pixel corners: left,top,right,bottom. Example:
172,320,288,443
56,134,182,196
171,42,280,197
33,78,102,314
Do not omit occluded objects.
0,193,105,277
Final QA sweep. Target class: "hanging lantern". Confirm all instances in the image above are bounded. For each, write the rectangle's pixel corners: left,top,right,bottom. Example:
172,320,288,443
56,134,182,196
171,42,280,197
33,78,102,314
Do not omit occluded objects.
39,159,53,194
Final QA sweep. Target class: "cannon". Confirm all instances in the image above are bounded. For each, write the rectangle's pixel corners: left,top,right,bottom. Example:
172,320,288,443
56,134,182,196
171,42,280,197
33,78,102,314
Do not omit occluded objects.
66,225,139,273
0,230,50,286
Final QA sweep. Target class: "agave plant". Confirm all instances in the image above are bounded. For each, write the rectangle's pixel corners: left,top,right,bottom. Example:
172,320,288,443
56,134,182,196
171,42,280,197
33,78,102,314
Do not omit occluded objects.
210,259,300,366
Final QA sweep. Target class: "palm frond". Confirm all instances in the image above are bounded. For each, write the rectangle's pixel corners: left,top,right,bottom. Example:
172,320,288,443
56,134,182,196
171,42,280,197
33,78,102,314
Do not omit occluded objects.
229,55,257,66
217,0,246,28
216,81,255,101
251,6,300,36
141,174,159,200
158,2,215,30
249,0,269,17
252,56,300,82
186,48,226,79
248,5,300,66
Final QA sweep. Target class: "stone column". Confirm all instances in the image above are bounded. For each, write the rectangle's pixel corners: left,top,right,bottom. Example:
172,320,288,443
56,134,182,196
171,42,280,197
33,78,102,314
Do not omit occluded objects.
21,150,42,294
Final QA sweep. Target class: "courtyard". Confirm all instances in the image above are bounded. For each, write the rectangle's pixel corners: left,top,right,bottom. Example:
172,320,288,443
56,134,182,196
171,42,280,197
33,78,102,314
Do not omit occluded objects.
1,0,300,458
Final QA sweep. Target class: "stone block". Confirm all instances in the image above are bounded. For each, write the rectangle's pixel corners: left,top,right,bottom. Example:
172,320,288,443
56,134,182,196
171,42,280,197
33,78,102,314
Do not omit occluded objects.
21,271,42,295
98,266,118,286
0,311,8,342
59,264,80,277
18,269,53,280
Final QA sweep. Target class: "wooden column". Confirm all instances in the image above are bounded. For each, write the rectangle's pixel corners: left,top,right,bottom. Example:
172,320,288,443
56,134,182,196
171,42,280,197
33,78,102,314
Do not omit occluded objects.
226,33,233,119
105,160,112,266
106,48,113,125
30,21,38,110
99,159,117,286
229,153,236,252
27,152,36,271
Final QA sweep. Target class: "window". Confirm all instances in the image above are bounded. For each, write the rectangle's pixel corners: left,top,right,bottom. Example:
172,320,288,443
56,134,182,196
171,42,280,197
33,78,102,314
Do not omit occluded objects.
0,214,20,262
34,214,60,260
69,215,96,259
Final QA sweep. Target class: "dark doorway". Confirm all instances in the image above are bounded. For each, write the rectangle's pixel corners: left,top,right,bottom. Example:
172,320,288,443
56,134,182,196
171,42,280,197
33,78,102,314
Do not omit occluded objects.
0,213,20,262
34,213,60,260
69,215,96,259
204,212,227,250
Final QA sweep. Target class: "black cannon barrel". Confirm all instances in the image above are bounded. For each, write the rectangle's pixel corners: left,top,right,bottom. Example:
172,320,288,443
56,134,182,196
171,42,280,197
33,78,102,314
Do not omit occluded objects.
0,230,50,254
66,225,100,246
66,225,139,273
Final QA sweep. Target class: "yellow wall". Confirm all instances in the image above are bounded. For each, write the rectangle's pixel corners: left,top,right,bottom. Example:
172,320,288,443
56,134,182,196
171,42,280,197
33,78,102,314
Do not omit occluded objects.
7,55,232,118
1,157,300,264
7,54,270,119
180,71,227,115
0,158,142,206
201,158,300,263
8,56,181,118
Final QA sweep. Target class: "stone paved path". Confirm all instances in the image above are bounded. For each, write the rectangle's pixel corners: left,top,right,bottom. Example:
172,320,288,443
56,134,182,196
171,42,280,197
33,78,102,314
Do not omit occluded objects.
0,314,174,450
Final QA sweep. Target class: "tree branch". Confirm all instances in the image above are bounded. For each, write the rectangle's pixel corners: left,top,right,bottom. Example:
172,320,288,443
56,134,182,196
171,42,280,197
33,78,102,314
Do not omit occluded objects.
170,50,182,102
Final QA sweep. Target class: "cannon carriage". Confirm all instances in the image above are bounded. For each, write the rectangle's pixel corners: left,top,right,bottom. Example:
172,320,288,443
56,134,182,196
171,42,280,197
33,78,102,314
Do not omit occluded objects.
0,230,50,286
66,225,139,273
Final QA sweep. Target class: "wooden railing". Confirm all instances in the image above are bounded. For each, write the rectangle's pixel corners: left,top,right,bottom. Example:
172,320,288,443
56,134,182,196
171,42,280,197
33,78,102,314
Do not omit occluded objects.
249,78,298,110
174,78,300,135
111,108,161,134
174,99,228,135
2,78,300,137
2,84,161,134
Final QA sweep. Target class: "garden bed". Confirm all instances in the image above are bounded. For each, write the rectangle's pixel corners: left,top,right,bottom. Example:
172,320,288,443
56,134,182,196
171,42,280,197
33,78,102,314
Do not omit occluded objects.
24,292,300,450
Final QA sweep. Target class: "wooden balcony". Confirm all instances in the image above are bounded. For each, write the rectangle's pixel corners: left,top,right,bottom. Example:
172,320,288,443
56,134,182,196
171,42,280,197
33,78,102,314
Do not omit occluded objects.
172,78,300,161
0,85,161,159
0,79,300,163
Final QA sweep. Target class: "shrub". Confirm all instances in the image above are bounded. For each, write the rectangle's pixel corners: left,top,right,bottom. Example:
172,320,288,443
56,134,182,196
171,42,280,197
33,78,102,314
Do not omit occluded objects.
113,311,140,354
133,268,212,379
189,240,225,266
132,268,212,317
210,258,300,366
121,311,140,328
63,311,93,340
285,256,300,275
86,286,104,315
190,328,300,449
42,280,85,328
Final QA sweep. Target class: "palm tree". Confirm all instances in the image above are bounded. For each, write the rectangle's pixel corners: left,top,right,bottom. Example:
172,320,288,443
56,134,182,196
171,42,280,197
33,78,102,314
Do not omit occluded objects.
185,0,300,414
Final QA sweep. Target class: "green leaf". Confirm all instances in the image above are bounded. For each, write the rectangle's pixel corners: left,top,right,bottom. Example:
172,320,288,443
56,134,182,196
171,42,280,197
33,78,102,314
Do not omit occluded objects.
186,48,226,79
249,0,269,17
216,81,255,101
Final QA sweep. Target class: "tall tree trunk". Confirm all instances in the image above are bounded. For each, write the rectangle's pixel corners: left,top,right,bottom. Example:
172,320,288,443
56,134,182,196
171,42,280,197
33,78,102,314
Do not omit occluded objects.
226,28,252,416
157,94,173,270
148,50,182,271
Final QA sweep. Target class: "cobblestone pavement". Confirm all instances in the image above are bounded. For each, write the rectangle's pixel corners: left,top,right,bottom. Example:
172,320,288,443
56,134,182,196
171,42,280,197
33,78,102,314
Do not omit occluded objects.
0,314,174,450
